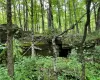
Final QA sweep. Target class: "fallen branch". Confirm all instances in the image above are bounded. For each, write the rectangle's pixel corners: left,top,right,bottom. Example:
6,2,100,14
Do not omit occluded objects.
23,45,42,56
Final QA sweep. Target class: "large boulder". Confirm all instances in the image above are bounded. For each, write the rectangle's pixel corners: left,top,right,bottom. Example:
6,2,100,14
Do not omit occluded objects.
0,24,22,43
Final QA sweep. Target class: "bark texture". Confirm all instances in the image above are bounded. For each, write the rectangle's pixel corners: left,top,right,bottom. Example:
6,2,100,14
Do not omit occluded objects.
7,0,14,79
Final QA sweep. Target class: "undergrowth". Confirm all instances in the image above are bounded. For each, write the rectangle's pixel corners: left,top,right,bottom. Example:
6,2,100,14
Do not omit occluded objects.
0,49,100,80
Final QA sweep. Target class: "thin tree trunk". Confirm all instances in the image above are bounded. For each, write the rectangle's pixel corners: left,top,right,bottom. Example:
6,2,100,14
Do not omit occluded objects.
68,0,72,27
86,0,91,33
2,6,5,23
73,0,79,33
35,11,37,32
52,37,58,80
31,0,35,57
23,0,26,31
25,0,28,31
48,0,54,29
80,0,91,80
64,0,67,30
36,12,40,32
13,0,16,24
34,0,37,32
93,3,97,29
96,6,100,30
40,0,44,31
18,0,22,28
57,0,61,29
7,0,14,79
36,11,40,32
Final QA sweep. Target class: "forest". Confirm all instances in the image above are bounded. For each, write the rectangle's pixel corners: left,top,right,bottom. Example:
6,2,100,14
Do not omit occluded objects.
0,0,100,80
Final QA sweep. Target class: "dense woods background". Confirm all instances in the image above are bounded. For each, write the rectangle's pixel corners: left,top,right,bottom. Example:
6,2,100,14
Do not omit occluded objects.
0,0,100,80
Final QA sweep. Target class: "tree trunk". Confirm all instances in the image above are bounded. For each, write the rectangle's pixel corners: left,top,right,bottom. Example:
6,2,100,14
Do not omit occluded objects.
96,6,100,30
57,0,61,29
73,0,79,33
40,0,45,31
52,37,59,80
13,0,16,24
25,0,28,31
80,0,91,80
23,0,26,31
36,12,40,32
7,0,14,79
31,0,36,57
48,0,54,29
34,0,38,32
93,2,97,29
68,0,72,27
2,6,5,23
86,0,91,33
64,0,67,30
18,0,22,28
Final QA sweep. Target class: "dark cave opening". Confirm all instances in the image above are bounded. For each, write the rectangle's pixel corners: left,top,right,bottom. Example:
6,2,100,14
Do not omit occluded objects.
55,38,72,57
59,46,72,57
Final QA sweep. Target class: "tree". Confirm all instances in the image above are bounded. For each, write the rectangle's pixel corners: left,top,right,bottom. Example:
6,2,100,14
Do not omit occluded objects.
18,0,22,28
31,0,35,57
96,5,100,30
25,0,28,31
57,0,61,29
12,0,16,24
47,0,54,29
80,0,92,80
64,0,67,30
68,0,72,27
7,0,14,79
23,0,26,31
73,0,79,33
40,0,45,31
86,0,91,33
93,2,97,28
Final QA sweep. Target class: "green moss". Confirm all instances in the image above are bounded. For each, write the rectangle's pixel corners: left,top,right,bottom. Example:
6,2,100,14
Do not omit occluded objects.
35,42,46,46
21,42,31,47
21,41,46,47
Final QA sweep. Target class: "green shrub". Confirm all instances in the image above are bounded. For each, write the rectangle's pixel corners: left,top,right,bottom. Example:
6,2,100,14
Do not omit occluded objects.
0,65,10,80
14,57,37,80
0,51,100,80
